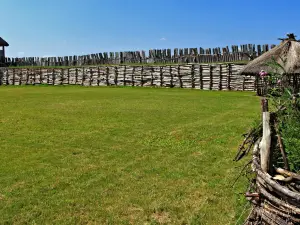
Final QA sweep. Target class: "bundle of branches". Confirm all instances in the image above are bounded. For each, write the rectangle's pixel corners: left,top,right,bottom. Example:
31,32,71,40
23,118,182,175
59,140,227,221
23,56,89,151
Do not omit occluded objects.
235,96,300,224
246,141,300,224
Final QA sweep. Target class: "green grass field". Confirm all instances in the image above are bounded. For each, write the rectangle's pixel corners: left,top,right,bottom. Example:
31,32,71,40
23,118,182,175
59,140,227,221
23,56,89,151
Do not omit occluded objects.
0,86,259,224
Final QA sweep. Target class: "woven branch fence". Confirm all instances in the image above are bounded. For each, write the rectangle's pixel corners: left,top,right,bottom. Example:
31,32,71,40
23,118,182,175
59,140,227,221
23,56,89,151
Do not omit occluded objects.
237,99,300,224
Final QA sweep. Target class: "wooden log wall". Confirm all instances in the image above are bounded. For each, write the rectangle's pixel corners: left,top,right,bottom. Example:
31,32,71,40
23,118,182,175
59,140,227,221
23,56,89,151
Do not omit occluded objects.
1,44,276,67
0,64,256,91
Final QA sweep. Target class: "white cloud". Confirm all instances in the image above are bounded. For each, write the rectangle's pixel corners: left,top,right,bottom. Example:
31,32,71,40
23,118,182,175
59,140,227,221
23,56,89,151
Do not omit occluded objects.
160,37,167,41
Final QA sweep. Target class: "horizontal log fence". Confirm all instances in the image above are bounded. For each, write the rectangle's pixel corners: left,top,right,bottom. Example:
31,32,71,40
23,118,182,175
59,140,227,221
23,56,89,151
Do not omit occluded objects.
0,63,257,91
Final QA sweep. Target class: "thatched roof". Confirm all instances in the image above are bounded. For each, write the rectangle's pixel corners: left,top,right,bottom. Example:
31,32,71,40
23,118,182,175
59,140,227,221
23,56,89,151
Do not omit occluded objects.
240,34,300,75
0,37,9,46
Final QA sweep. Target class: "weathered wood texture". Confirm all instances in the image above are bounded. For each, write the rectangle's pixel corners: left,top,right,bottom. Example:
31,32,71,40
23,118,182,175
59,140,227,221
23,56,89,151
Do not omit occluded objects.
0,64,257,91
1,44,275,67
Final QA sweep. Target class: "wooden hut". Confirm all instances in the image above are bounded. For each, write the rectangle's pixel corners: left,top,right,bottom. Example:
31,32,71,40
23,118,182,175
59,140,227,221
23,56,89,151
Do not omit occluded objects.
240,34,300,95
240,34,300,75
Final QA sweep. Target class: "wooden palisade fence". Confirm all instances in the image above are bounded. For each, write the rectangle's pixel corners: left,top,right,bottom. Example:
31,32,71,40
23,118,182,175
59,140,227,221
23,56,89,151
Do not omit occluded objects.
0,44,276,67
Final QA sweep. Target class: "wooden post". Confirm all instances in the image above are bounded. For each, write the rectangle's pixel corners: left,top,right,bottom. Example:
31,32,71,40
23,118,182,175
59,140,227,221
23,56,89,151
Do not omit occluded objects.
178,65,182,88
61,68,64,85
260,98,271,173
0,69,3,86
191,64,195,88
40,68,43,84
12,69,15,85
132,67,135,87
219,65,222,90
26,69,29,85
141,66,144,87
170,66,173,87
5,68,9,85
123,66,126,86
200,65,203,89
89,68,93,86
52,69,55,85
160,66,163,87
106,67,109,86
82,67,85,86
33,69,36,85
255,74,259,94
97,67,100,86
209,65,213,90
151,66,154,86
67,68,70,85
114,66,118,86
227,64,231,90
18,69,22,85
75,68,78,84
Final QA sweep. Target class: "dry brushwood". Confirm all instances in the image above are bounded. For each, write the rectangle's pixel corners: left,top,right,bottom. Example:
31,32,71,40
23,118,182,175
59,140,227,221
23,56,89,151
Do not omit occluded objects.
240,139,300,224
235,106,300,224
274,120,289,170
235,124,262,161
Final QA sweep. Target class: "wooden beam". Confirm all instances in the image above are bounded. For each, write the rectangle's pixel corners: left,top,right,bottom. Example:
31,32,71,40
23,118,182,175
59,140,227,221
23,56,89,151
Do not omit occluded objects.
260,98,271,172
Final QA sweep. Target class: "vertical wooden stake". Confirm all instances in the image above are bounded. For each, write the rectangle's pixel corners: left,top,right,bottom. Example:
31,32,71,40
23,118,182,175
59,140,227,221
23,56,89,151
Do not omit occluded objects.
242,77,246,91
40,68,43,84
0,69,4,86
106,67,109,86
151,66,154,86
200,65,203,89
123,66,126,86
12,69,15,85
26,69,29,85
82,67,85,86
209,65,213,90
114,66,118,86
52,69,55,85
75,68,78,84
178,65,182,88
6,68,9,85
170,66,173,88
160,66,163,87
219,64,222,90
19,69,22,85
260,98,271,173
67,68,70,85
90,68,93,86
132,67,135,87
97,67,100,86
255,74,259,94
141,66,144,87
227,64,231,90
61,68,64,85
191,64,195,88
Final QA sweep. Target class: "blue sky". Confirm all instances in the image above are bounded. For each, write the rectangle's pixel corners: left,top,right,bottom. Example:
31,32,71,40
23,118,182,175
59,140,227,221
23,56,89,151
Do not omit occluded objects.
2,0,300,57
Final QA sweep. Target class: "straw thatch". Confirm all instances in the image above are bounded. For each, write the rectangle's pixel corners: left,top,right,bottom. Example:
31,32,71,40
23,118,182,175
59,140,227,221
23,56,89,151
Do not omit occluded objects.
0,37,9,47
240,34,300,75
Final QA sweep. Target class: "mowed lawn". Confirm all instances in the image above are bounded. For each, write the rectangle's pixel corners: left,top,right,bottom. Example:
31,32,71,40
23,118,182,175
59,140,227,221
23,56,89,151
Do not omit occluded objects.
0,86,259,224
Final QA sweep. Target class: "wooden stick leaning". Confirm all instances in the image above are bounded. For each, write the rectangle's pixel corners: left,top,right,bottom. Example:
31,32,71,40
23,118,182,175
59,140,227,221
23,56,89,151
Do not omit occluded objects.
260,98,271,173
